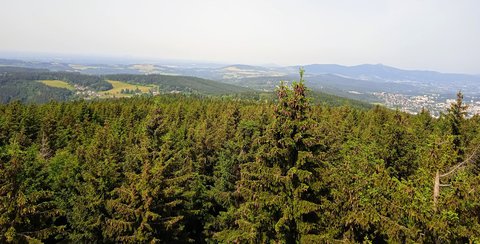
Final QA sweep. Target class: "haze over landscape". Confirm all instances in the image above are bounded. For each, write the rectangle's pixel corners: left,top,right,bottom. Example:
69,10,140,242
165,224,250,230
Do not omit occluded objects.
1,0,480,73
2,1,480,243
2,0,480,115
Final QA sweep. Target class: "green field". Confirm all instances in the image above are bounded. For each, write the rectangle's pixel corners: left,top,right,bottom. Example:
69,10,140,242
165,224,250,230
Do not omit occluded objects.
38,80,75,90
100,80,156,97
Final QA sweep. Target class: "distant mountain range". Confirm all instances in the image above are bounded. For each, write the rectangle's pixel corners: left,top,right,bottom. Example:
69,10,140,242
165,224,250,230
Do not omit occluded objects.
1,58,480,104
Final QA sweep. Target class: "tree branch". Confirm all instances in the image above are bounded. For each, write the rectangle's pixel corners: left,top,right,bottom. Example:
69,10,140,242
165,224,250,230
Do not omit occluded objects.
440,144,480,178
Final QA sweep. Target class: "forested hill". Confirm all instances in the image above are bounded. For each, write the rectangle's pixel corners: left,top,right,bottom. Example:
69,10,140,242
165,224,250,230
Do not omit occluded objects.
0,67,252,103
104,74,251,95
1,76,480,242
0,66,372,109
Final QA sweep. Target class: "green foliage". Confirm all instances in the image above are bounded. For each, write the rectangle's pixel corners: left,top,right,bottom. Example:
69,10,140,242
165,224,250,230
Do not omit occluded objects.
0,78,479,242
105,74,253,96
446,91,468,162
0,80,73,104
1,67,373,110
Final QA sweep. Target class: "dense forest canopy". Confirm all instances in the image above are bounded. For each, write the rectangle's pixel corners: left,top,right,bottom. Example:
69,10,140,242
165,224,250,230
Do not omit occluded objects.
0,72,479,243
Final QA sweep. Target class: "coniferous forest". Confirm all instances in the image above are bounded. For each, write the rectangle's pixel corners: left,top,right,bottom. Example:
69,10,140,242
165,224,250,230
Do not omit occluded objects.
1,72,480,243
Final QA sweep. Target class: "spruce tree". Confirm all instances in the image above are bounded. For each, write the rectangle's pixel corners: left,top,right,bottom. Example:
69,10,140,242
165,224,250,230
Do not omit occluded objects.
447,91,468,162
215,69,324,243
0,141,65,243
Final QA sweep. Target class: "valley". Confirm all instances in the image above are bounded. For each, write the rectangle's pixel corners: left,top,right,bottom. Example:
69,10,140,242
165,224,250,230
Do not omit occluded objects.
2,0,480,242
2,58,480,116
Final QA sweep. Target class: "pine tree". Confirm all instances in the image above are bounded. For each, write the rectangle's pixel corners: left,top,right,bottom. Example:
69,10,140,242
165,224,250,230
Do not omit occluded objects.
105,108,199,242
104,141,161,243
215,69,324,243
447,91,468,162
0,141,65,243
383,111,417,179
68,125,121,242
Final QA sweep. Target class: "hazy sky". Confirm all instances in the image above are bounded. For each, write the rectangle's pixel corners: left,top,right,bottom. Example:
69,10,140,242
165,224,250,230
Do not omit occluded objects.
1,0,479,73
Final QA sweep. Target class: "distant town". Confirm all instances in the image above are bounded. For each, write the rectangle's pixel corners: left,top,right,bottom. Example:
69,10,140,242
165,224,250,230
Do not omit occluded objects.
373,92,480,118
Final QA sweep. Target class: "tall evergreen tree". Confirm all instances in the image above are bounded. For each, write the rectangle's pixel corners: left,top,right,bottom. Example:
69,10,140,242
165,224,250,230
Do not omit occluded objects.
0,141,65,243
446,91,468,162
215,69,324,243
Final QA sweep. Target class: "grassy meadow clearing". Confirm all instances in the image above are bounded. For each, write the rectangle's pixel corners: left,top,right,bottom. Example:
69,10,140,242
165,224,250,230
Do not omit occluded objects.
99,80,156,97
38,80,75,90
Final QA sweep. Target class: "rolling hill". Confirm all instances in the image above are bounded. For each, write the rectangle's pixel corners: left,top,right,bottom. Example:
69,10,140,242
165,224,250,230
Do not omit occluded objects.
4,58,480,113
0,66,372,109
0,67,253,103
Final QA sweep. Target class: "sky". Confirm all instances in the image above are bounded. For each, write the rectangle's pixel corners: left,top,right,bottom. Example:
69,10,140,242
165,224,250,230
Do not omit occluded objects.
1,0,479,73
